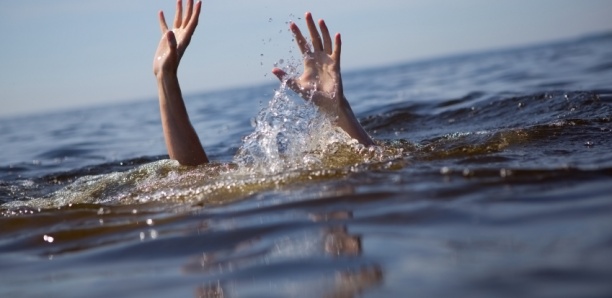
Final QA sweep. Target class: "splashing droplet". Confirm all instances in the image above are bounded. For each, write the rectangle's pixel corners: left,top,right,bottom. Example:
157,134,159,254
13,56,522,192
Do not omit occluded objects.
234,84,351,174
43,235,54,243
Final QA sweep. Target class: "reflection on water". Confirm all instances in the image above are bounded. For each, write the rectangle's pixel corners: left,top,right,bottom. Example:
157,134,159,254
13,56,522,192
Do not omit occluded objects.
1,33,612,297
188,211,382,298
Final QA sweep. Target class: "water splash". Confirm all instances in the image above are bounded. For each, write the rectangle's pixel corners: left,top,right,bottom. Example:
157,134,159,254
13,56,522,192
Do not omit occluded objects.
1,84,407,210
234,82,352,174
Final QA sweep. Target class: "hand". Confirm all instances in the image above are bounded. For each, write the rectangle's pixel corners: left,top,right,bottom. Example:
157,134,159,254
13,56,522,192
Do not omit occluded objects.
273,12,374,146
272,12,344,114
153,0,202,76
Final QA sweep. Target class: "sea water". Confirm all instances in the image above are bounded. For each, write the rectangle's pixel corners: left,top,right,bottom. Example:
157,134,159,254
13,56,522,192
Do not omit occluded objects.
1,33,612,297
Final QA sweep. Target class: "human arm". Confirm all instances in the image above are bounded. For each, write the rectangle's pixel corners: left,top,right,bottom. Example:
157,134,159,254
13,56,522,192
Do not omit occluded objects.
153,0,208,166
272,12,374,146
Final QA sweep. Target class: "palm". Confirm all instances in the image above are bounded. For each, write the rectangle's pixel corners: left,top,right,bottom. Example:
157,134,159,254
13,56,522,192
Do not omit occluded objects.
298,52,338,103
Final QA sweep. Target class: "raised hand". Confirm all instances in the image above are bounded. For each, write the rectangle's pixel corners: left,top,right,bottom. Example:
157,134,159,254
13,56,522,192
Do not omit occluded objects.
153,0,208,166
273,12,374,146
272,12,343,111
153,0,202,76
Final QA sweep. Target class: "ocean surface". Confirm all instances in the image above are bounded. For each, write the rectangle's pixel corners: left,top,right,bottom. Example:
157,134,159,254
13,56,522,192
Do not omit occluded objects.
1,32,612,297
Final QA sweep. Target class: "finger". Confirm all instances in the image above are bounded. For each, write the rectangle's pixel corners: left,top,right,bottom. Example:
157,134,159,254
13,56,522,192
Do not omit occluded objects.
305,12,323,51
290,22,311,55
319,19,332,55
158,11,169,34
174,0,183,28
333,33,342,69
272,68,287,81
185,0,201,36
166,31,178,56
272,68,303,96
184,0,193,27
285,78,304,97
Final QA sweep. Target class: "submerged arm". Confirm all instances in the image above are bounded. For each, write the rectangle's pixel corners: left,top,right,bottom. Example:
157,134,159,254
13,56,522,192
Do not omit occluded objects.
153,0,208,165
272,12,374,146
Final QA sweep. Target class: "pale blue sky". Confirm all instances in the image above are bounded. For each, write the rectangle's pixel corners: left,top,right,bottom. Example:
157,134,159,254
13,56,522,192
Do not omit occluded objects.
1,0,611,117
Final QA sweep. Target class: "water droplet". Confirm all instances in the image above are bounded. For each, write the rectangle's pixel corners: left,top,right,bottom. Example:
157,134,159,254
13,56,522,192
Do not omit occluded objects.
146,218,154,226
440,167,451,175
268,17,273,22
43,235,54,243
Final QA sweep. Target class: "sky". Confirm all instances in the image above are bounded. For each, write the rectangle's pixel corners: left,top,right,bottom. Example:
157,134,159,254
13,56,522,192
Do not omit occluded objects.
0,0,611,118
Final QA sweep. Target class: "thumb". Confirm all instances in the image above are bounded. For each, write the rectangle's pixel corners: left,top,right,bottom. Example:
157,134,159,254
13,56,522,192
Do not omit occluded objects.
272,67,287,81
272,67,303,96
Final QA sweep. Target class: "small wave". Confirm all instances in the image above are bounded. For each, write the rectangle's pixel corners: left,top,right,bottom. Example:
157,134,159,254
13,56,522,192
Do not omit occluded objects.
586,61,612,73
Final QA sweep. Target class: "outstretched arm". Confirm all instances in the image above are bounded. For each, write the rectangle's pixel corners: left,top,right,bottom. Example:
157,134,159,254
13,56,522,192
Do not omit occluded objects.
272,12,374,146
153,0,208,166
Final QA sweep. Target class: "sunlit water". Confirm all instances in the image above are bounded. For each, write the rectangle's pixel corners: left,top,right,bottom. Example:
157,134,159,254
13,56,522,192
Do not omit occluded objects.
1,33,612,297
